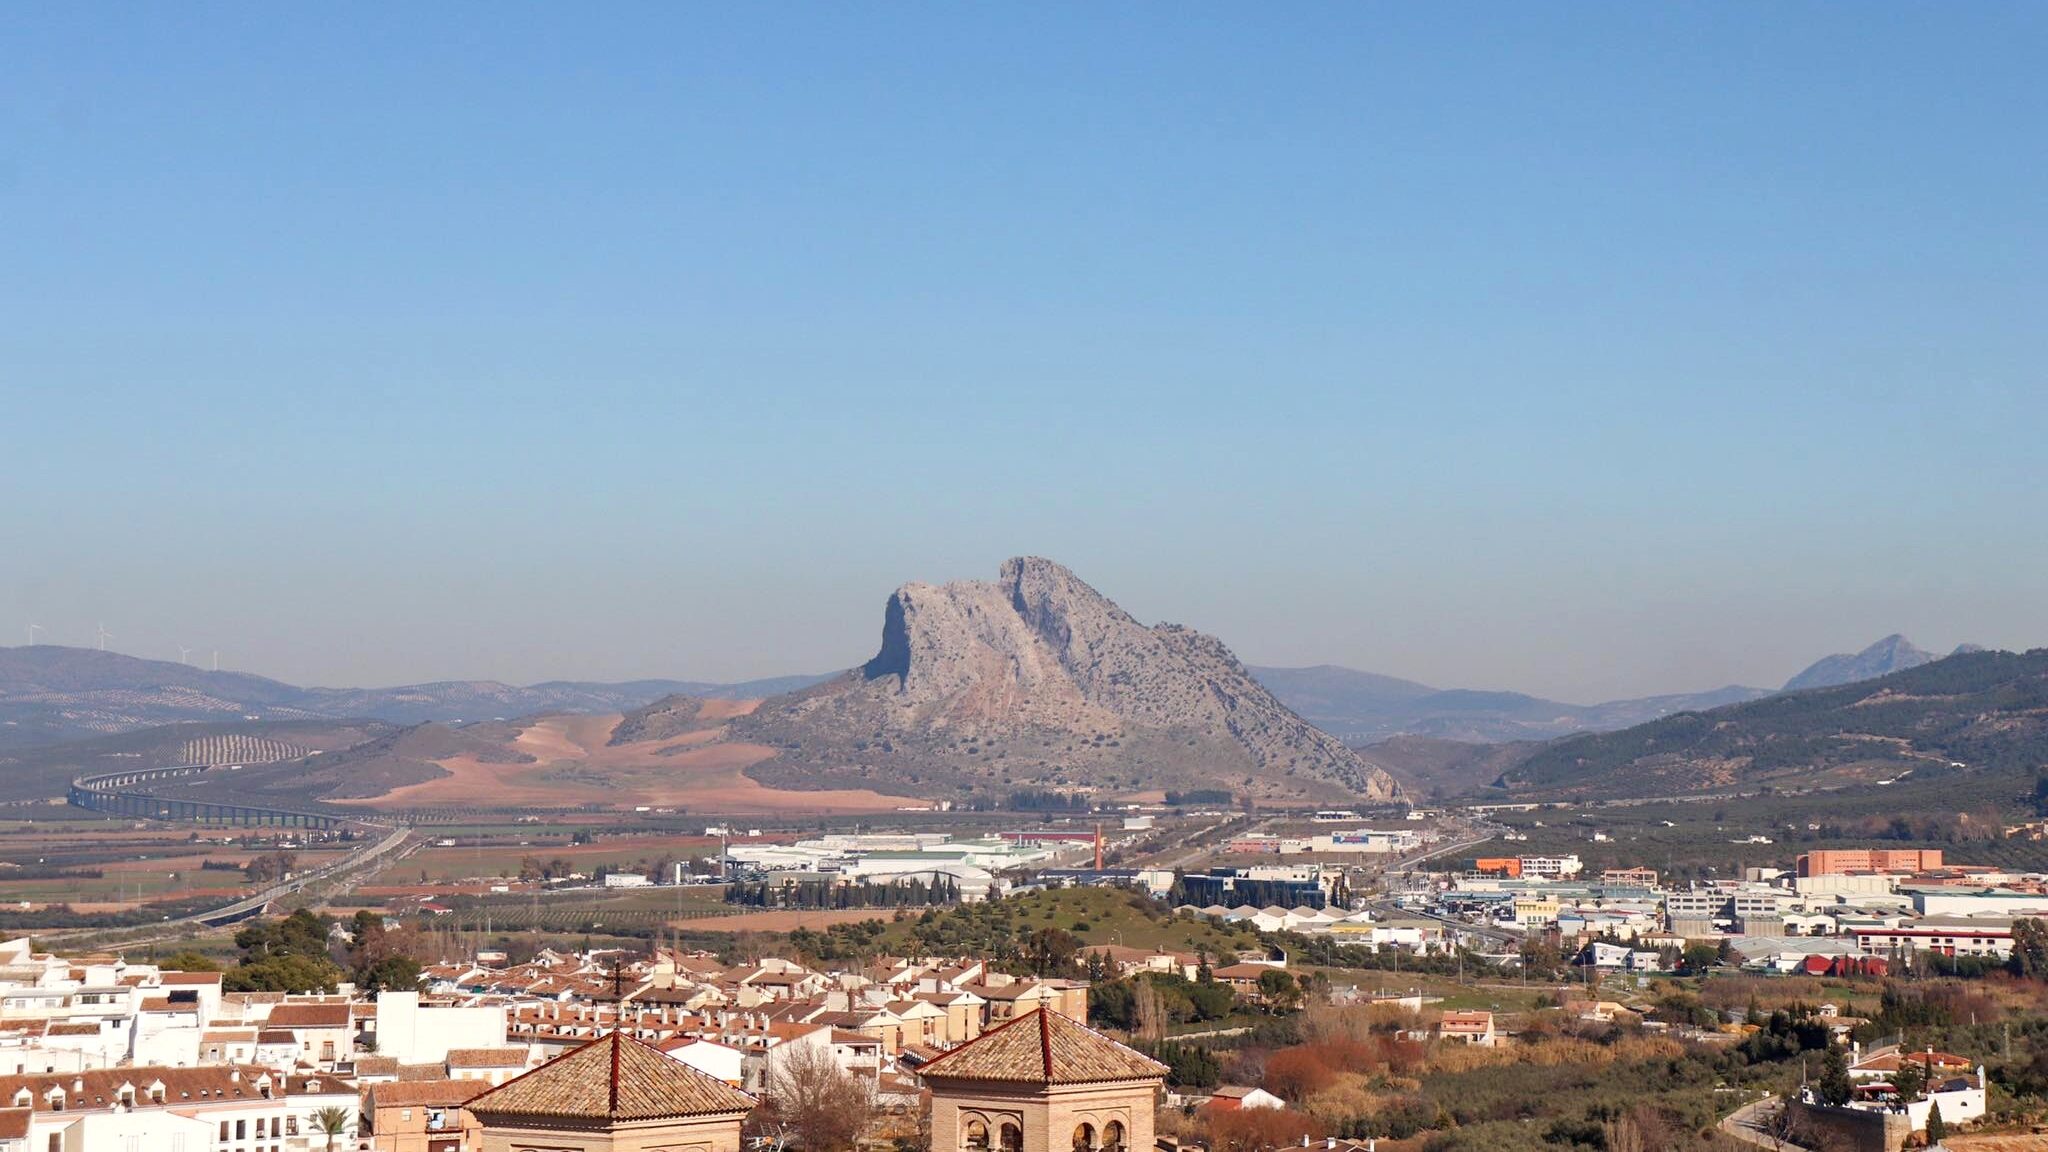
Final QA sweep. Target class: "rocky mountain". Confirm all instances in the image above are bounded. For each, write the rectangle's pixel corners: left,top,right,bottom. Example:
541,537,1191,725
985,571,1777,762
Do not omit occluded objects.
1250,664,1771,743
1498,647,2047,798
1781,634,1941,692
0,644,827,749
726,557,1401,802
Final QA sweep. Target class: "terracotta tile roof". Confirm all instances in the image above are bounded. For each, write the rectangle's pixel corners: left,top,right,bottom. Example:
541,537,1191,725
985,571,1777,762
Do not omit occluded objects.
469,1031,756,1123
0,1066,285,1113
0,1107,27,1139
366,1080,491,1109
445,1048,528,1068
916,1009,1165,1086
266,1003,350,1028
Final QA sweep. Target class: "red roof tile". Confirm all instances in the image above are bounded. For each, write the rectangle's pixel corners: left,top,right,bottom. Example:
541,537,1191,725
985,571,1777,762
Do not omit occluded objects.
468,1031,756,1123
917,1009,1164,1086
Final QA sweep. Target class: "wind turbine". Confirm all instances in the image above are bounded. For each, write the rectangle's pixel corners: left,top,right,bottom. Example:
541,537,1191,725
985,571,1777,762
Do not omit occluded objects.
96,623,113,652
211,650,220,672
178,646,193,665
25,624,42,645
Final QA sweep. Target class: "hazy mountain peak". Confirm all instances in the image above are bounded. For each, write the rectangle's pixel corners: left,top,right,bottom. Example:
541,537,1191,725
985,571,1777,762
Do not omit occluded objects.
1782,634,1939,692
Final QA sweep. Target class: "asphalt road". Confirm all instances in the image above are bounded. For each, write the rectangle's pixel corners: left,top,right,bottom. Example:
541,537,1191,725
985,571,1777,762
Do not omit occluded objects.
1719,1096,1802,1151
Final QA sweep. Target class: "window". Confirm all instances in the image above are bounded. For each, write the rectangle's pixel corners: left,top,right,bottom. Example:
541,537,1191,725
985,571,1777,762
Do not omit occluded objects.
221,1121,231,1141
1074,1122,1096,1152
1103,1120,1126,1152
1000,1123,1022,1152
964,1118,989,1151
236,1119,246,1139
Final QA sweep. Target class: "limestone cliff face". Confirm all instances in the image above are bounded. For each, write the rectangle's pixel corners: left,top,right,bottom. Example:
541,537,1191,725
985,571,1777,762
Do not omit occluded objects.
736,557,1399,801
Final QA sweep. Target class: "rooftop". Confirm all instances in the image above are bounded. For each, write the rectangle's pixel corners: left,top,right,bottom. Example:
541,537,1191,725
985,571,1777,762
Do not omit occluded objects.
469,1030,756,1123
916,1009,1165,1086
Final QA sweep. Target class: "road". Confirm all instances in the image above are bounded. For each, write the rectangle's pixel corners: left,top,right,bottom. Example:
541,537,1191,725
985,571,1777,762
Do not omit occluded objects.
1139,814,1261,871
187,822,413,926
1719,1096,1803,1151
40,822,413,948
1393,825,1495,872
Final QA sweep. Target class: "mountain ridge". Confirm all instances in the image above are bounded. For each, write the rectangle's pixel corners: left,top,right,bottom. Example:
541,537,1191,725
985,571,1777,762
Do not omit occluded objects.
1248,664,1773,743
0,644,828,749
1251,634,1978,744
1497,647,2048,797
1780,633,1941,692
724,556,1401,802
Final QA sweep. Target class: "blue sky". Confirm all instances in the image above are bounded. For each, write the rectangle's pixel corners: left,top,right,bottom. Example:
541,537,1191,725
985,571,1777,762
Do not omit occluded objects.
3,4,2044,701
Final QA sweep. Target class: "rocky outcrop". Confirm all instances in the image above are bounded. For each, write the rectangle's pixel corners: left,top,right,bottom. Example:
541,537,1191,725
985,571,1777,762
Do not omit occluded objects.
733,557,1400,801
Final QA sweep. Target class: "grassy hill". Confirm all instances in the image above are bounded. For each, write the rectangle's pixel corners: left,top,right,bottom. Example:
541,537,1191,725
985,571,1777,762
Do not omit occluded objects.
1500,648,2048,797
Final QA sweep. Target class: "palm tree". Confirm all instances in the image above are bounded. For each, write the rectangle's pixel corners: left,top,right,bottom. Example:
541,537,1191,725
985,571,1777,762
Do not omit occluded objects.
310,1106,353,1150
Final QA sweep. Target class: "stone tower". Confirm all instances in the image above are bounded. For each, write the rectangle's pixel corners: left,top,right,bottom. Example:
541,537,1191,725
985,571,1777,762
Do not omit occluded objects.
468,1029,757,1152
919,1008,1167,1152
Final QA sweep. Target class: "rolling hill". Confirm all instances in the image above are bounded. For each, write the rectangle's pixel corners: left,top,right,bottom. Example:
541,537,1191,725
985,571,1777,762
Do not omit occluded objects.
1496,647,2048,798
0,644,827,749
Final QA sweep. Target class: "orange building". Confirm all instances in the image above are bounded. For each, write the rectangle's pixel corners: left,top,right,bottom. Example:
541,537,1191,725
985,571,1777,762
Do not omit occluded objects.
1473,857,1522,879
1795,849,1943,877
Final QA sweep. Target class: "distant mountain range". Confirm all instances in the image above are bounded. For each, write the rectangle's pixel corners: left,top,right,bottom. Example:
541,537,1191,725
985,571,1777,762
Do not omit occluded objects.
0,628,2000,796
1249,634,1986,745
1498,646,2048,798
1246,665,1770,744
1778,633,1969,691
97,557,1403,810
0,644,828,750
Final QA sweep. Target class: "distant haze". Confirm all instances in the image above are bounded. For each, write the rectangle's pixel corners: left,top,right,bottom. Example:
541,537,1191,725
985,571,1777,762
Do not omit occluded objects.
3,8,2044,703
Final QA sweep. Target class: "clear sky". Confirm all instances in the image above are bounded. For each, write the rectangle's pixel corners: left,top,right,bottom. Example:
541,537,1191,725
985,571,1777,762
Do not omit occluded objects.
3,5,2044,703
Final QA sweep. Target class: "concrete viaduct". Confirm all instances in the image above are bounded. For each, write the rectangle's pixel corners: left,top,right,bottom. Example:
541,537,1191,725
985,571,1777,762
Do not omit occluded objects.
68,764,346,830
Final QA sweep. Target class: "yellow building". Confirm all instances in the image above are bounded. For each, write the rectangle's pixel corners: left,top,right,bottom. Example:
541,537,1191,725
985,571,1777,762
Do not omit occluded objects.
468,1030,757,1152
920,1009,1165,1152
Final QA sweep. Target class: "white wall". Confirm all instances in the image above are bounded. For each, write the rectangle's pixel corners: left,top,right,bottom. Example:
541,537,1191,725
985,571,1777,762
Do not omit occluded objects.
373,991,507,1064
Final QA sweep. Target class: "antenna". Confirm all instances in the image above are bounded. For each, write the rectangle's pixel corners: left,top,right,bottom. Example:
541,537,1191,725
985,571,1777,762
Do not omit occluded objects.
96,623,113,652
25,625,41,645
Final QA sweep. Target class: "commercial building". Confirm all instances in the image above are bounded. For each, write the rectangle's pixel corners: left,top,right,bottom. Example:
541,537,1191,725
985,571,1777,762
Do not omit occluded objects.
1796,849,1944,878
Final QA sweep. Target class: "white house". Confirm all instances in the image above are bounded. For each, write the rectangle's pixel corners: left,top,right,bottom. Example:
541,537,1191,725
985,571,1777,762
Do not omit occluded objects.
661,1037,746,1086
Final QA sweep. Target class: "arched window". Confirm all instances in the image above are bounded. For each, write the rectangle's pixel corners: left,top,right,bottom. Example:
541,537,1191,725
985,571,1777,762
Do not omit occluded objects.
1000,1123,1023,1152
1102,1120,1126,1152
1073,1122,1096,1152
964,1118,990,1152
